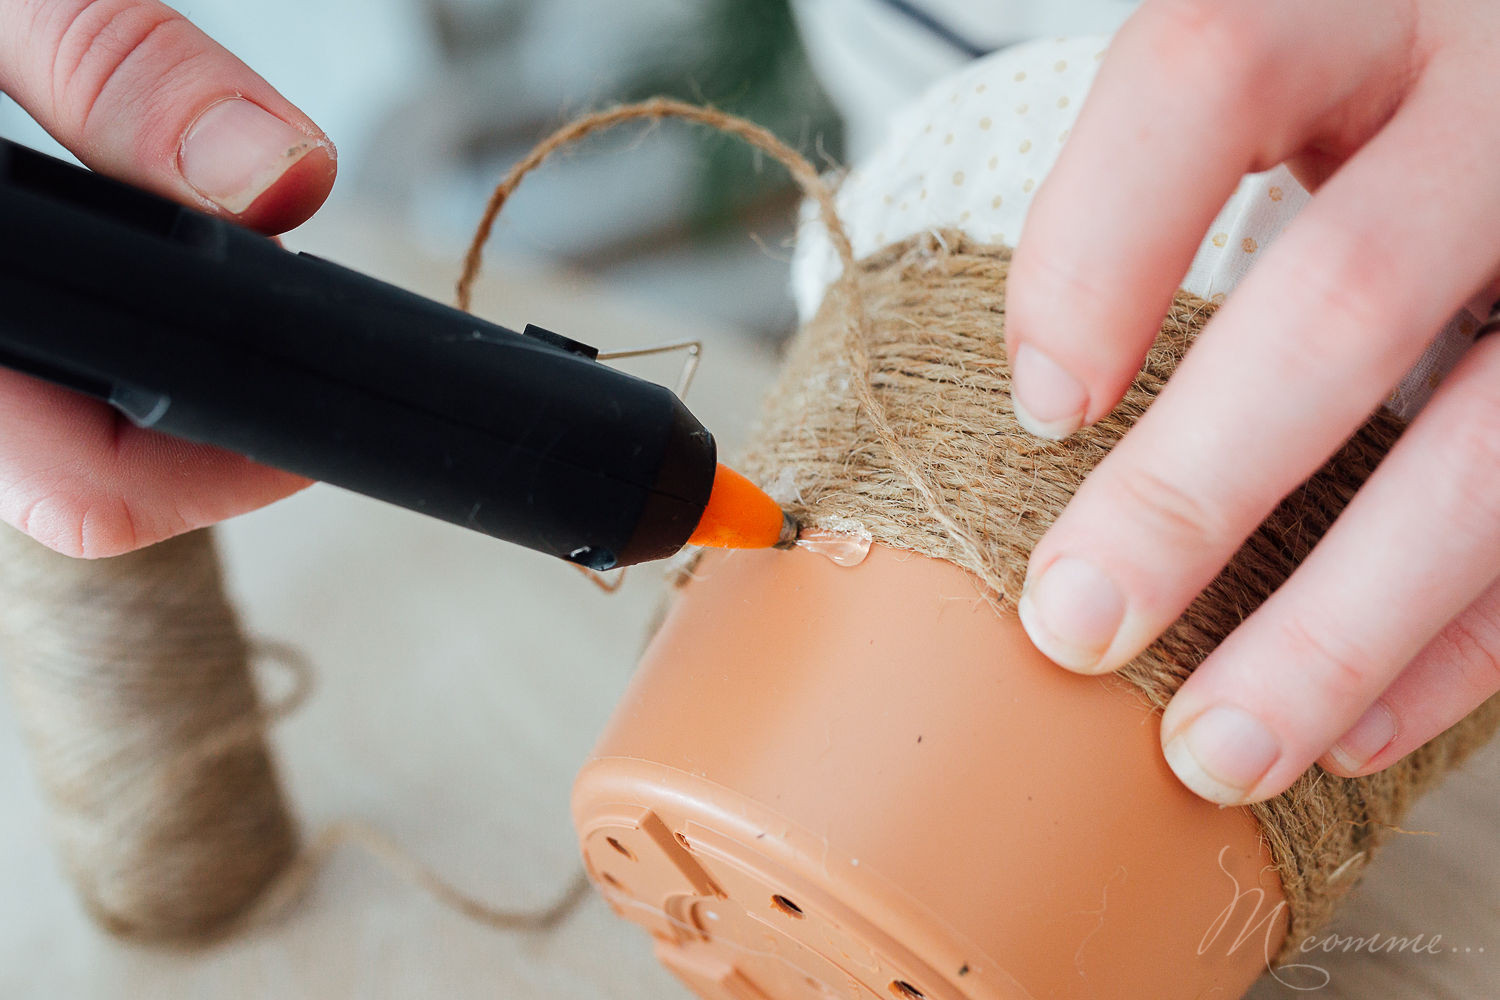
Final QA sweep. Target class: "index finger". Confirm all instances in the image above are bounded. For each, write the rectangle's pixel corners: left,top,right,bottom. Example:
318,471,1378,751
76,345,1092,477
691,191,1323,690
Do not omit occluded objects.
1004,0,1417,438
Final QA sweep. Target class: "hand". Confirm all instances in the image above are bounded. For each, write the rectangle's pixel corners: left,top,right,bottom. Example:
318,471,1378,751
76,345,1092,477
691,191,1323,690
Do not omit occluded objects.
0,0,335,557
1006,0,1500,805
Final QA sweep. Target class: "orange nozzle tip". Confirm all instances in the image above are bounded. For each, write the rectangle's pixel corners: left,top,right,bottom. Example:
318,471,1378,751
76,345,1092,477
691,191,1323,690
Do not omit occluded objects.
687,464,792,550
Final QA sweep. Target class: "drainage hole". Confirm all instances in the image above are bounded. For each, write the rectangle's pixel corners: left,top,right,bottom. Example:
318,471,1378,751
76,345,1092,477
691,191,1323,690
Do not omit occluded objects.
771,894,805,918
605,836,634,861
600,872,622,889
674,832,690,849
890,981,926,1000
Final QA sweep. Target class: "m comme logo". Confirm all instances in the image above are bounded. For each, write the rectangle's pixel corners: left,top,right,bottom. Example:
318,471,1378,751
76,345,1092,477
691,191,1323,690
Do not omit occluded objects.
1196,846,1480,991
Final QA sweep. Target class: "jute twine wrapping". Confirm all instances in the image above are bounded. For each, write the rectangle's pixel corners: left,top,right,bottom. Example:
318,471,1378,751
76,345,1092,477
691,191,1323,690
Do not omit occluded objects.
0,526,296,940
737,228,1500,960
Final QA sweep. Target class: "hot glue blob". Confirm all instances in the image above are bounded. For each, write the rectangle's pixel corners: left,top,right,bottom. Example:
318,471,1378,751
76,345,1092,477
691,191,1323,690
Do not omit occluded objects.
793,529,872,567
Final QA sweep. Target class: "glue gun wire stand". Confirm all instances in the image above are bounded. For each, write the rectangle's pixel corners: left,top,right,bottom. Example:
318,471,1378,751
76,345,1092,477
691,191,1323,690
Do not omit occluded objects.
0,138,795,570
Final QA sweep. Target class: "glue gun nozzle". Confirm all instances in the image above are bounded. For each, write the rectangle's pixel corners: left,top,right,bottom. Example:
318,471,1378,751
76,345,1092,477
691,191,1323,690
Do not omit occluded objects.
773,509,800,550
686,463,797,551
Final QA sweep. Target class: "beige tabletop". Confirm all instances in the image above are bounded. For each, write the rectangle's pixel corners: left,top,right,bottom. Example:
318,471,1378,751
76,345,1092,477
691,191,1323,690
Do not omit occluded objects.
0,206,1495,999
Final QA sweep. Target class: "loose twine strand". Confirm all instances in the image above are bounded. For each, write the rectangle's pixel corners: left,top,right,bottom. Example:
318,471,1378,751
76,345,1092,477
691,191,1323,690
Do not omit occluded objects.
455,98,997,588
243,822,590,938
233,646,592,939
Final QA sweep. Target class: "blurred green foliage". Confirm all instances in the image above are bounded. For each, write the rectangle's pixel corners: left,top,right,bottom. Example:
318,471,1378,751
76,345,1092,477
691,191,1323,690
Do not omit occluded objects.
626,0,844,230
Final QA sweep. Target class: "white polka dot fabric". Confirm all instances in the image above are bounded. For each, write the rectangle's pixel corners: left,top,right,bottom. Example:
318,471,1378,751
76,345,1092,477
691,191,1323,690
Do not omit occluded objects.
791,34,1483,419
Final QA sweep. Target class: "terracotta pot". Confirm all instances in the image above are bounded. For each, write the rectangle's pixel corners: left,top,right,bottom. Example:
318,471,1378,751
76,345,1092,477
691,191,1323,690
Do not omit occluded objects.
574,544,1286,1000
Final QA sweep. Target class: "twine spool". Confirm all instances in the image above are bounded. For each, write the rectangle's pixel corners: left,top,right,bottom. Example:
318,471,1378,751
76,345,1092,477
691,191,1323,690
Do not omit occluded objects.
0,515,590,941
736,228,1500,960
0,526,295,941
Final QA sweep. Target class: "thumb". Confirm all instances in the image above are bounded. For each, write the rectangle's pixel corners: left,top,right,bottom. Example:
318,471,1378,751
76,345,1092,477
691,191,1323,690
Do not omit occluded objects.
0,0,336,233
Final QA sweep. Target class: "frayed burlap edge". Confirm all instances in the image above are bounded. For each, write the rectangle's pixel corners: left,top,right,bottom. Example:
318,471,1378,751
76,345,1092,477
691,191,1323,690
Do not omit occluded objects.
736,229,1500,964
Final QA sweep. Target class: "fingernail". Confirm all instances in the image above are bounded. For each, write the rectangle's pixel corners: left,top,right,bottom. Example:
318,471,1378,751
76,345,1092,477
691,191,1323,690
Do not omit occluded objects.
1163,705,1281,805
179,99,315,214
1326,701,1397,773
1011,344,1087,439
1017,557,1125,672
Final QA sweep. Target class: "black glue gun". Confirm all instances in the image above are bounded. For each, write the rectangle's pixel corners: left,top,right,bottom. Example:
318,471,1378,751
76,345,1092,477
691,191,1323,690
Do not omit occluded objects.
0,137,794,570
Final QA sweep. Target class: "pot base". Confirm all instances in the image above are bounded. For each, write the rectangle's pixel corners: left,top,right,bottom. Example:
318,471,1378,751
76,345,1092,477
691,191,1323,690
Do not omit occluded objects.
578,756,1016,1000
574,547,1286,1000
